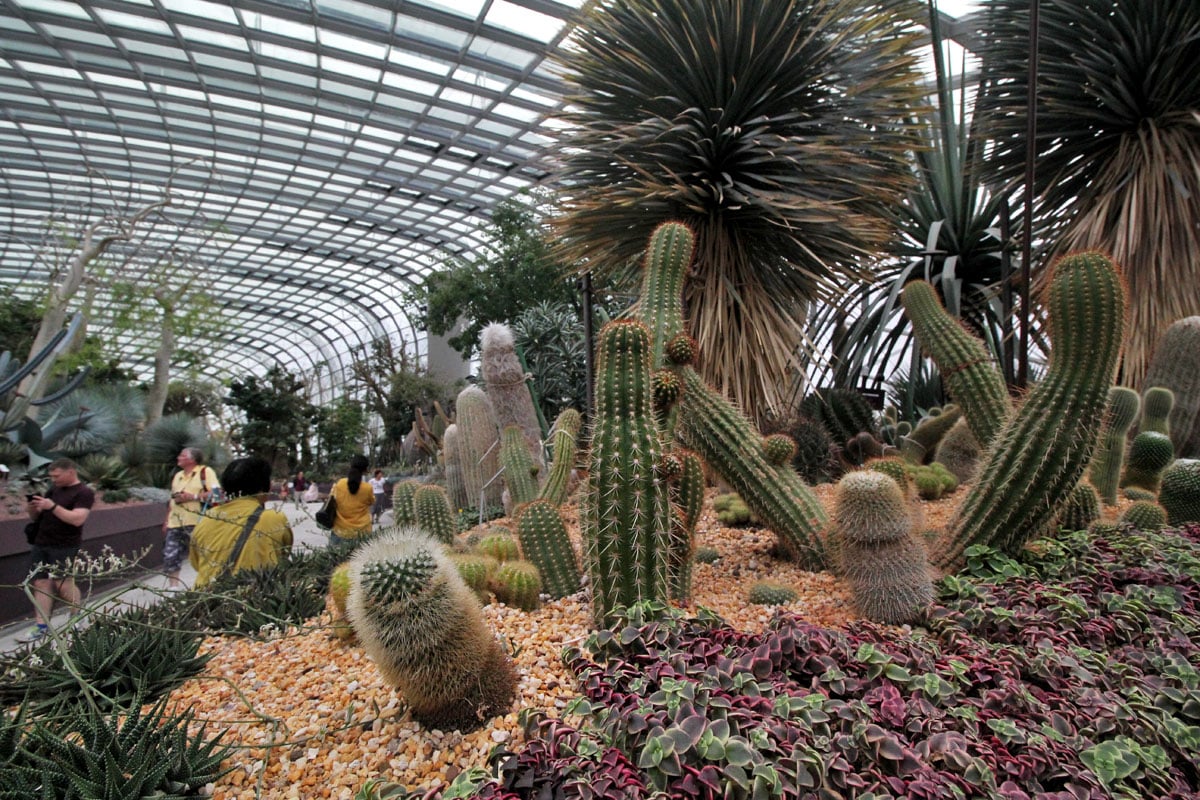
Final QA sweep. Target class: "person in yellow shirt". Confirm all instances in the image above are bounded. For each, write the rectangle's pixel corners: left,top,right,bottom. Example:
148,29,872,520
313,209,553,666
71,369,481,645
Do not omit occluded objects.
329,454,374,546
189,456,293,588
163,447,221,588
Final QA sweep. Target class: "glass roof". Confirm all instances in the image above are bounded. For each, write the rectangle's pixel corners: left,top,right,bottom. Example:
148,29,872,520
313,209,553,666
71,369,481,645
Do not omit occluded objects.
0,0,581,397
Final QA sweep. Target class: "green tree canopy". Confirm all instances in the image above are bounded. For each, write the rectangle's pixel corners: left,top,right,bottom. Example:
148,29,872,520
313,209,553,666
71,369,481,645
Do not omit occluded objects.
224,364,315,473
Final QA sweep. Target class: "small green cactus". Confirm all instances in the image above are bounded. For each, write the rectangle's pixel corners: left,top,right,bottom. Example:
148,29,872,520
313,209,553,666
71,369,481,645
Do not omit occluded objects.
500,423,539,513
1121,431,1175,493
747,581,798,606
491,560,542,611
1120,500,1168,531
451,553,499,601
328,562,355,641
912,468,945,501
867,458,910,492
652,370,683,410
763,433,797,467
664,332,698,366
391,480,420,527
413,484,458,544
1056,482,1101,532
476,532,520,563
515,499,580,599
714,493,753,526
1139,387,1174,437
928,462,958,493
1159,459,1200,525
538,408,583,507
693,546,720,564
1088,386,1140,505
1124,487,1158,501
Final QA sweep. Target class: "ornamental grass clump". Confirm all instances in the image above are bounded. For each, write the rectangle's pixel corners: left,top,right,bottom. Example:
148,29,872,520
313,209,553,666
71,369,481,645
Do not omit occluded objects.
345,529,517,731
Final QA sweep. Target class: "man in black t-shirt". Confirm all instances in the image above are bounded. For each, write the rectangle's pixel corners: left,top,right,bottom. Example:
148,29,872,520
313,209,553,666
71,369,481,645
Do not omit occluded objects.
19,457,95,643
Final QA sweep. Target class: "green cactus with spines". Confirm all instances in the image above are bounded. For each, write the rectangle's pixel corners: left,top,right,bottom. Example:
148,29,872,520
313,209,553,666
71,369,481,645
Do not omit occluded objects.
763,433,797,467
928,462,958,493
901,280,1012,447
747,581,798,606
515,499,580,599
1056,482,1101,531
1088,386,1141,505
346,530,517,731
652,369,683,412
538,408,582,507
1120,500,1168,531
583,319,673,623
800,388,877,445
693,546,720,564
476,532,520,563
904,405,963,464
491,560,542,611
500,423,539,512
451,552,499,602
391,480,420,527
1143,316,1200,457
665,333,698,366
1159,459,1200,525
1140,387,1174,437
935,251,1127,571
1124,487,1158,502
442,424,469,511
328,562,354,641
833,471,932,623
639,222,696,367
934,417,982,485
412,483,458,544
1121,431,1174,493
667,450,705,602
912,468,944,501
455,385,503,510
868,458,910,493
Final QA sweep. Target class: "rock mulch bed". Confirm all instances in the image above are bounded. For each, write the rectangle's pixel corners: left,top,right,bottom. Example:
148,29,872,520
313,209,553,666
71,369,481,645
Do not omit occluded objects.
168,484,1130,799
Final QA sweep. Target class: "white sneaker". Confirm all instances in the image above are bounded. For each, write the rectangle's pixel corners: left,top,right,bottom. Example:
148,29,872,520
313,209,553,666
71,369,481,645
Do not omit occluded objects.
15,625,49,644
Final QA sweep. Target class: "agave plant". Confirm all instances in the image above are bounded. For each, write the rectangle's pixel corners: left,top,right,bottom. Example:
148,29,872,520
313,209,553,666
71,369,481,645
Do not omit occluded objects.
974,0,1200,387
42,383,146,458
554,0,928,424
511,300,589,422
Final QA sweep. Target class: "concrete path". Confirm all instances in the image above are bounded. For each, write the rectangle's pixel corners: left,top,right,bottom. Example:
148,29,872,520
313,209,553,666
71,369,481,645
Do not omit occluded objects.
0,501,392,654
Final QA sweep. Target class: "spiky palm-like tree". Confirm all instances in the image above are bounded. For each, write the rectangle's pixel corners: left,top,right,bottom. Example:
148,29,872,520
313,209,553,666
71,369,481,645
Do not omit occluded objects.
975,0,1200,387
555,0,928,424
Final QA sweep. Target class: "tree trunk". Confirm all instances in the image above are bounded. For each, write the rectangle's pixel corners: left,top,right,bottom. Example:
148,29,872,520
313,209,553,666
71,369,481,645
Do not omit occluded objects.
145,315,175,426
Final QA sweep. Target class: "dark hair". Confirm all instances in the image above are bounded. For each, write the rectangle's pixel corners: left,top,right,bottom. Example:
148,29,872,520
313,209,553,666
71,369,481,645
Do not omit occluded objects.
374,469,383,477
221,457,272,497
48,457,78,472
347,454,369,494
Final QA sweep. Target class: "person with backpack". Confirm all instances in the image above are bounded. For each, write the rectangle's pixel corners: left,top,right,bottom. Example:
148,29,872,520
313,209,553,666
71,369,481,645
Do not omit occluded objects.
163,447,221,589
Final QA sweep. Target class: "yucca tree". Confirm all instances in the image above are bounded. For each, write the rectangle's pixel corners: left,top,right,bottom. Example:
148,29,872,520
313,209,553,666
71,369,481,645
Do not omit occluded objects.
554,0,928,424
975,0,1200,387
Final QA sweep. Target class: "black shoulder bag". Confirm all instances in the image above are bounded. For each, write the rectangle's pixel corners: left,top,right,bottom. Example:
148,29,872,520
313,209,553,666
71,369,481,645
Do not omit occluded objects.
222,506,265,576
315,494,337,530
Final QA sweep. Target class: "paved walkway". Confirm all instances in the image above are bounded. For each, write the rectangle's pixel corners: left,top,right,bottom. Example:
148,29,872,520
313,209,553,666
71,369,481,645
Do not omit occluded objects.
0,501,391,653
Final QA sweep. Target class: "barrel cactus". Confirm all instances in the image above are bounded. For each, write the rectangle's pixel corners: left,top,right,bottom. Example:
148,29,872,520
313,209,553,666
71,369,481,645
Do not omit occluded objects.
491,560,542,611
1055,482,1101,532
451,552,499,602
1088,386,1140,505
412,484,457,545
476,532,520,564
1120,500,1168,531
455,385,503,510
345,529,517,731
1121,431,1175,493
747,581,798,606
391,480,420,527
515,499,580,599
1159,459,1200,525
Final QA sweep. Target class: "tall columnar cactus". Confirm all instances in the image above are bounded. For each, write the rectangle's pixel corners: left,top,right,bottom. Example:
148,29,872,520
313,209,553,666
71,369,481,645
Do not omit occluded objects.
1121,431,1175,493
499,423,539,513
901,281,1011,447
480,322,544,474
538,408,582,507
1088,386,1141,505
454,385,503,510
666,449,705,602
935,251,1127,571
675,367,828,569
442,424,469,511
584,319,672,623
834,471,932,624
1158,459,1200,525
1143,316,1200,458
1139,387,1175,437
391,480,420,527
412,484,457,544
345,529,517,731
515,499,580,599
638,221,695,367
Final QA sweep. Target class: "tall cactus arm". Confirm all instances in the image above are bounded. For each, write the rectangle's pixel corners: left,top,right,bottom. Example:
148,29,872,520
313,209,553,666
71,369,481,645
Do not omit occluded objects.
638,222,695,368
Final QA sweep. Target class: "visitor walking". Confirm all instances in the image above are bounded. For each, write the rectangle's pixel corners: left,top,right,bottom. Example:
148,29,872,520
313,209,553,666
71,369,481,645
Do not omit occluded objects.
292,470,310,506
369,469,387,523
163,447,220,589
328,454,374,546
18,458,94,643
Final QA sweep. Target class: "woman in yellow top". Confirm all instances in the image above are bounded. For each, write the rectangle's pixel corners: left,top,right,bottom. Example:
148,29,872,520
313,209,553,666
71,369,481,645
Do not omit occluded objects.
190,457,293,588
329,454,375,545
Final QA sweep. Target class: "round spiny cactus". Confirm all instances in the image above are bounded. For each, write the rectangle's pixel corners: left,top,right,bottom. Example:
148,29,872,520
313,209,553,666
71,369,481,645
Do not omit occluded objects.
693,546,720,564
913,469,944,501
1159,459,1200,525
841,536,934,624
1056,482,1100,532
451,553,499,601
652,369,683,409
665,332,698,366
747,581,798,606
763,433,797,467
867,458,910,492
491,560,542,611
1122,431,1175,492
346,529,516,731
413,484,458,544
1124,487,1157,502
1120,500,1168,531
476,532,520,563
834,471,912,545
657,453,683,481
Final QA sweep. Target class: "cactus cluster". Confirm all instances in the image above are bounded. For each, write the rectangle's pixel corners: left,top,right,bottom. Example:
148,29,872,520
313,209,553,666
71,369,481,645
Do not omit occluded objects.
345,530,517,731
747,581,798,606
455,385,503,510
1143,316,1200,458
1088,386,1140,505
712,492,754,526
833,471,932,624
515,499,581,599
935,252,1127,571
1159,459,1200,525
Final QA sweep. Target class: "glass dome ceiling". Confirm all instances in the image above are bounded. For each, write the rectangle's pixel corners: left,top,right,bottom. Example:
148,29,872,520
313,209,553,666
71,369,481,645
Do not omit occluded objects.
0,0,582,397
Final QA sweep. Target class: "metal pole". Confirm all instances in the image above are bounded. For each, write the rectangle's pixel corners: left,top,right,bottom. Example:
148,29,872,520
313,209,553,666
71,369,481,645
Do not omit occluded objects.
1019,0,1040,389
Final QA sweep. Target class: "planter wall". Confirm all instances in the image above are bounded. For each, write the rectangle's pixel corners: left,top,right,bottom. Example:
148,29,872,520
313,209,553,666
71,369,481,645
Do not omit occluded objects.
0,502,168,627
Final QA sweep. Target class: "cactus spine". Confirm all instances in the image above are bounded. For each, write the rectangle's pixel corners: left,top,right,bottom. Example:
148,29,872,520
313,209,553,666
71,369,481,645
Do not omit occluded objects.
935,251,1127,570
500,424,539,513
391,480,420,527
481,322,544,474
538,408,582,506
515,499,580,599
1139,386,1174,437
1143,316,1200,457
583,319,672,623
345,530,517,731
442,423,469,511
455,385,503,510
901,281,1011,447
834,471,932,623
1088,386,1140,505
412,484,457,544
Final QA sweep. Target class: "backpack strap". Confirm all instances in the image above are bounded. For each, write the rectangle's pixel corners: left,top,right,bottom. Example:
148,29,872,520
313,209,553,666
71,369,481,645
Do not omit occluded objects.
223,505,265,575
